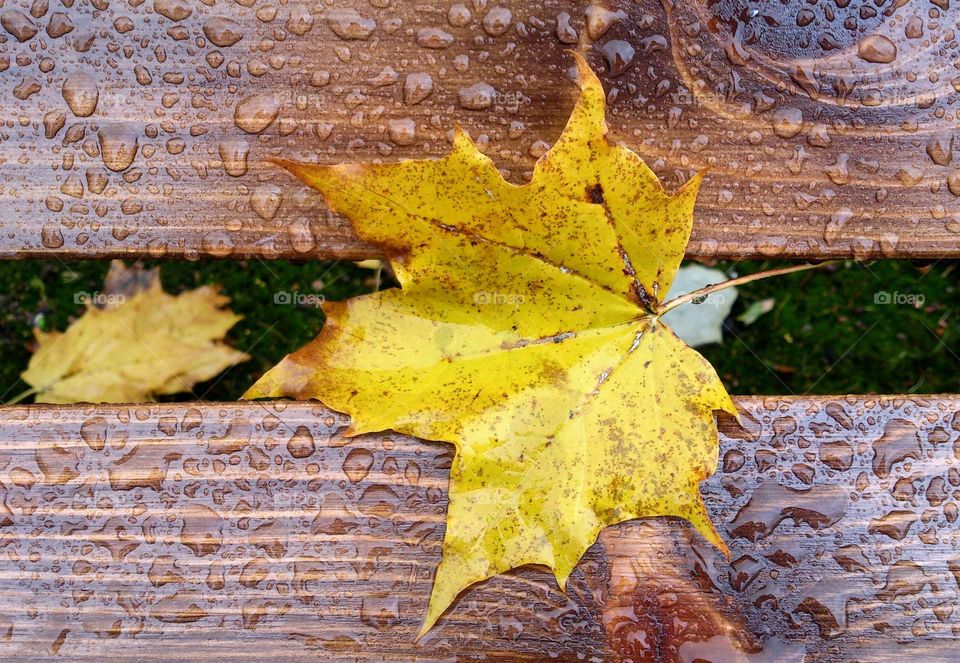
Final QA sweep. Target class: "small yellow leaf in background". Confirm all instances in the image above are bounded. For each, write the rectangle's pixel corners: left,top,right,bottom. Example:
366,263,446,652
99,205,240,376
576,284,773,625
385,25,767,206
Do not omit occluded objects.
246,55,736,635
23,261,249,403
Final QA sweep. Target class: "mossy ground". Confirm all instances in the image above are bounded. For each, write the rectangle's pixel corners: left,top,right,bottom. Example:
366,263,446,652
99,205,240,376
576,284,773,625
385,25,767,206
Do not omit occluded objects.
0,259,955,402
702,260,958,395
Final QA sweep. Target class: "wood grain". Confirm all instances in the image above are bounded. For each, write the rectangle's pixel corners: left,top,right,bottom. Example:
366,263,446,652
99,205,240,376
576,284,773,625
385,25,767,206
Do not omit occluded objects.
1,1,959,261
0,396,957,660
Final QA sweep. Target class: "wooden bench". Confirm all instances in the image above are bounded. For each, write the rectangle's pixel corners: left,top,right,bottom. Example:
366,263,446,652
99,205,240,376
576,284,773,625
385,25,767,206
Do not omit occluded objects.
1,0,958,660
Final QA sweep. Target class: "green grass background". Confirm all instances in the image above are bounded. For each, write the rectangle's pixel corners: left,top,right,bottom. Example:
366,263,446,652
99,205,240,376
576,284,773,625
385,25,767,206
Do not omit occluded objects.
1,259,956,402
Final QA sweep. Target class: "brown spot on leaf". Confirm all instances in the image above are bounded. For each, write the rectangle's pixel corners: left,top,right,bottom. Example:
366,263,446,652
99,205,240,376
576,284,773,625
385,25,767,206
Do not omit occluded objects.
586,183,605,204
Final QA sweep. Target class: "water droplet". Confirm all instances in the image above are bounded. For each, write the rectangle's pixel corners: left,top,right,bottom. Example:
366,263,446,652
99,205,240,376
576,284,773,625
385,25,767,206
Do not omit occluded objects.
360,593,400,631
218,138,249,177
833,544,870,572
879,560,934,600
234,95,280,134
824,208,853,246
722,449,745,473
601,40,636,77
60,175,83,199
343,448,374,483
328,8,375,40
871,419,921,479
148,555,185,587
250,184,282,220
358,485,399,518
62,72,99,117
370,65,399,87
868,509,917,541
403,73,433,105
771,107,803,138
825,154,850,185
926,131,954,166
459,82,495,110
201,230,235,258
288,218,315,253
416,27,454,49
287,426,316,459
448,3,472,28
79,416,108,450
40,223,64,249
387,118,416,146
98,125,139,172
948,169,960,197
857,35,897,64
555,11,578,44
584,5,624,40
1,9,38,42
45,12,74,38
154,0,192,22
482,7,512,37
203,17,242,47
926,477,948,506
179,505,224,556
287,5,314,35
819,441,854,471
728,482,848,541
728,554,763,591
905,16,924,39
43,109,65,139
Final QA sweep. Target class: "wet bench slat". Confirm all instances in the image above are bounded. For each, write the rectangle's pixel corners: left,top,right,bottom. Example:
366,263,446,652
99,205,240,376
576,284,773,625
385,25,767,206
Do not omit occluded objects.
0,397,956,660
1,1,958,260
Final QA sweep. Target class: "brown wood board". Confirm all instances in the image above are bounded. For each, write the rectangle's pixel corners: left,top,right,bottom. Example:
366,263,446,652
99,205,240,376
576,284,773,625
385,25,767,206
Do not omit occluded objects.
1,2,958,260
0,396,956,660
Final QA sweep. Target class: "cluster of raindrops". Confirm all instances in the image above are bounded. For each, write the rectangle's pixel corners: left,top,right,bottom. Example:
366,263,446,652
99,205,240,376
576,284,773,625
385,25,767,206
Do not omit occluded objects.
0,0,956,259
703,397,960,658
593,396,960,660
0,397,958,659
0,403,609,658
663,0,960,257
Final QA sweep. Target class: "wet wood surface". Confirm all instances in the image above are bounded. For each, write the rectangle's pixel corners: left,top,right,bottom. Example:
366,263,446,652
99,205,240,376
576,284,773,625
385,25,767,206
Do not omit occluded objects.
1,1,959,261
0,396,957,661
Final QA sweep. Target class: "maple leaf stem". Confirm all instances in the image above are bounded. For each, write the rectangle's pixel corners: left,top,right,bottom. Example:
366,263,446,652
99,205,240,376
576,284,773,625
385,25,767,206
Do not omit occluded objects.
657,261,838,317
5,386,38,405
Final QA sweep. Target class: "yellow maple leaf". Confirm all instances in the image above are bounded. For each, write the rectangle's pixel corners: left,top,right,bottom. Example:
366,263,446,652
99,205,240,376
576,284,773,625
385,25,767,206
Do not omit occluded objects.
245,54,737,635
23,263,249,403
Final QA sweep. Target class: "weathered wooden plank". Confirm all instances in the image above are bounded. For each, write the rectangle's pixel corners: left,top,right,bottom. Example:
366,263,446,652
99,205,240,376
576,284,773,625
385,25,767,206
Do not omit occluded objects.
0,396,957,660
1,1,958,261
